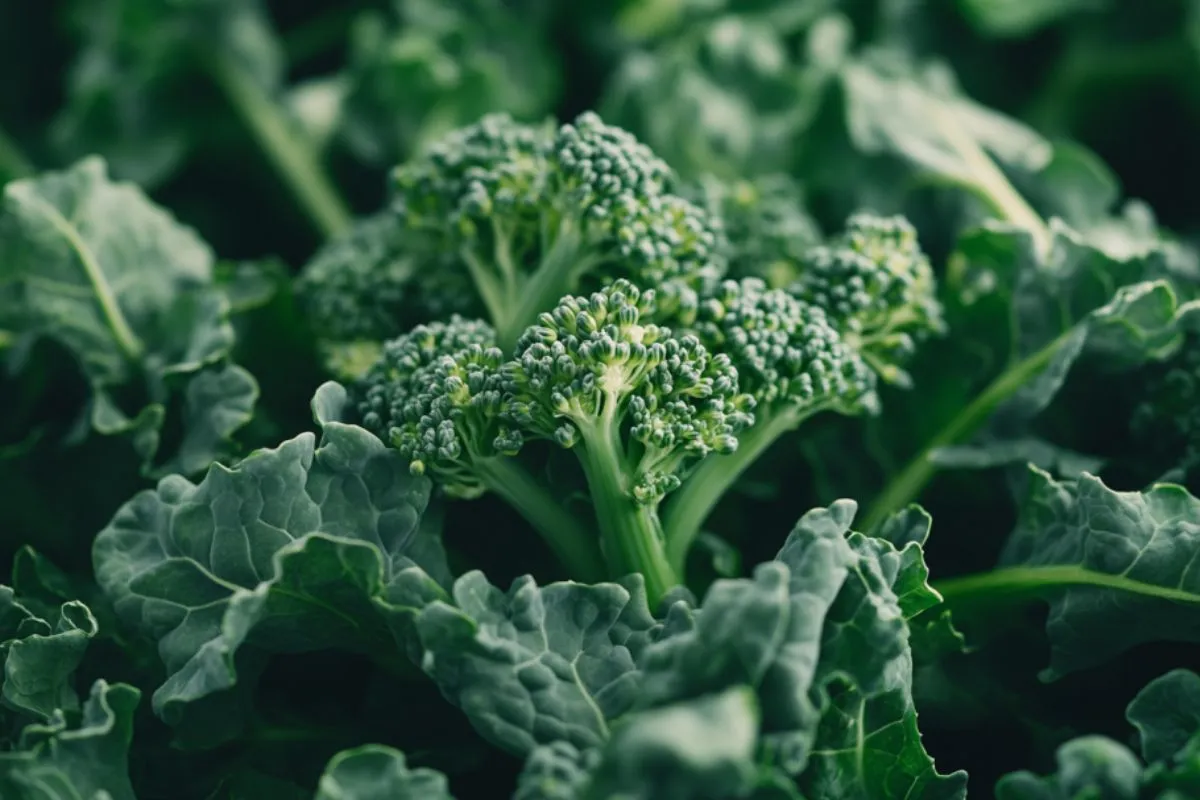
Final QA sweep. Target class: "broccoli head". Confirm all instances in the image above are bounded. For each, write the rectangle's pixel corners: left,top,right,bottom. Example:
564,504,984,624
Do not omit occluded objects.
503,279,753,599
792,213,944,387
393,112,724,349
658,277,878,568
688,174,821,287
355,315,604,581
296,212,478,378
506,279,753,501
353,279,754,600
356,316,514,498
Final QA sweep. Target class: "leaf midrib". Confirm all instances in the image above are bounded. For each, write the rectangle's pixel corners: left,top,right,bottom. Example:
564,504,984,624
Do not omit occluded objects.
12,185,144,361
934,564,1200,606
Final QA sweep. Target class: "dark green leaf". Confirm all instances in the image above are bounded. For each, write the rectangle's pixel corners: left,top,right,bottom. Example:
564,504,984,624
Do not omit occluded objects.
0,680,141,800
92,386,442,741
315,744,455,800
998,467,1200,678
416,571,659,756
0,157,257,472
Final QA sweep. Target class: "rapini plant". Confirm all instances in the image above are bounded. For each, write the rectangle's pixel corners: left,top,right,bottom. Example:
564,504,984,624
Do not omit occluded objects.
6,2,1200,797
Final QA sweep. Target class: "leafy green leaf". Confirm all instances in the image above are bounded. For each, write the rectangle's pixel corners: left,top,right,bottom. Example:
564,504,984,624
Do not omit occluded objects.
995,736,1142,800
0,680,141,800
316,744,455,800
588,687,761,800
800,527,967,798
92,383,442,742
416,571,660,757
639,502,858,774
991,467,1200,679
1127,669,1200,765
0,157,257,472
866,220,1199,529
54,0,284,187
0,586,98,725
837,51,1051,245
632,501,965,798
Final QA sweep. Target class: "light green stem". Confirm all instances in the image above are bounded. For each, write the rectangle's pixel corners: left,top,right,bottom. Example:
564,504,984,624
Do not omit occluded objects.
934,565,1200,608
474,456,605,583
663,405,805,574
201,47,352,239
861,329,1078,531
933,105,1051,257
461,248,510,331
576,418,678,605
496,220,587,352
0,126,32,182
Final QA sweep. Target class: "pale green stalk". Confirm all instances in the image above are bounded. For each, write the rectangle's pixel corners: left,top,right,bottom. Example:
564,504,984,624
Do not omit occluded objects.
861,328,1079,531
201,47,352,238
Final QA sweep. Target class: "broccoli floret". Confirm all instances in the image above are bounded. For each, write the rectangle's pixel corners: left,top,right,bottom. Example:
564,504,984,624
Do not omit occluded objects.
1131,336,1200,487
357,316,512,497
355,315,603,581
657,278,878,567
792,213,944,387
503,279,753,600
393,112,723,349
688,174,821,287
296,212,478,378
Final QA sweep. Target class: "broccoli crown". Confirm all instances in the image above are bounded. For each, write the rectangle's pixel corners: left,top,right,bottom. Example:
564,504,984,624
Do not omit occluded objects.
792,213,943,385
687,278,878,414
355,316,518,498
689,174,821,287
295,212,477,344
396,111,550,235
504,279,753,504
1131,337,1200,480
391,112,724,338
550,110,671,216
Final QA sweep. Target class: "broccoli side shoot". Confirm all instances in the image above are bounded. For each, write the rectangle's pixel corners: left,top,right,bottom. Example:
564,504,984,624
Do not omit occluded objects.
296,211,478,378
355,315,603,580
658,278,878,568
688,173,821,288
503,279,753,600
392,112,723,350
793,213,944,387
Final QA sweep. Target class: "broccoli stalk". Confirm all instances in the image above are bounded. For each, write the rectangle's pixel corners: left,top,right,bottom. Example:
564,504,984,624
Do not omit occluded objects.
570,411,678,602
792,214,945,389
356,317,605,582
656,215,942,570
393,112,721,351
504,281,751,601
658,279,878,571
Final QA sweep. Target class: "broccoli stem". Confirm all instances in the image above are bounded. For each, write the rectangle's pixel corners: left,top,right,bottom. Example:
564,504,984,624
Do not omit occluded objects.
860,327,1079,531
461,247,510,330
662,404,806,574
576,415,678,604
200,45,352,239
496,219,591,351
473,456,606,583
